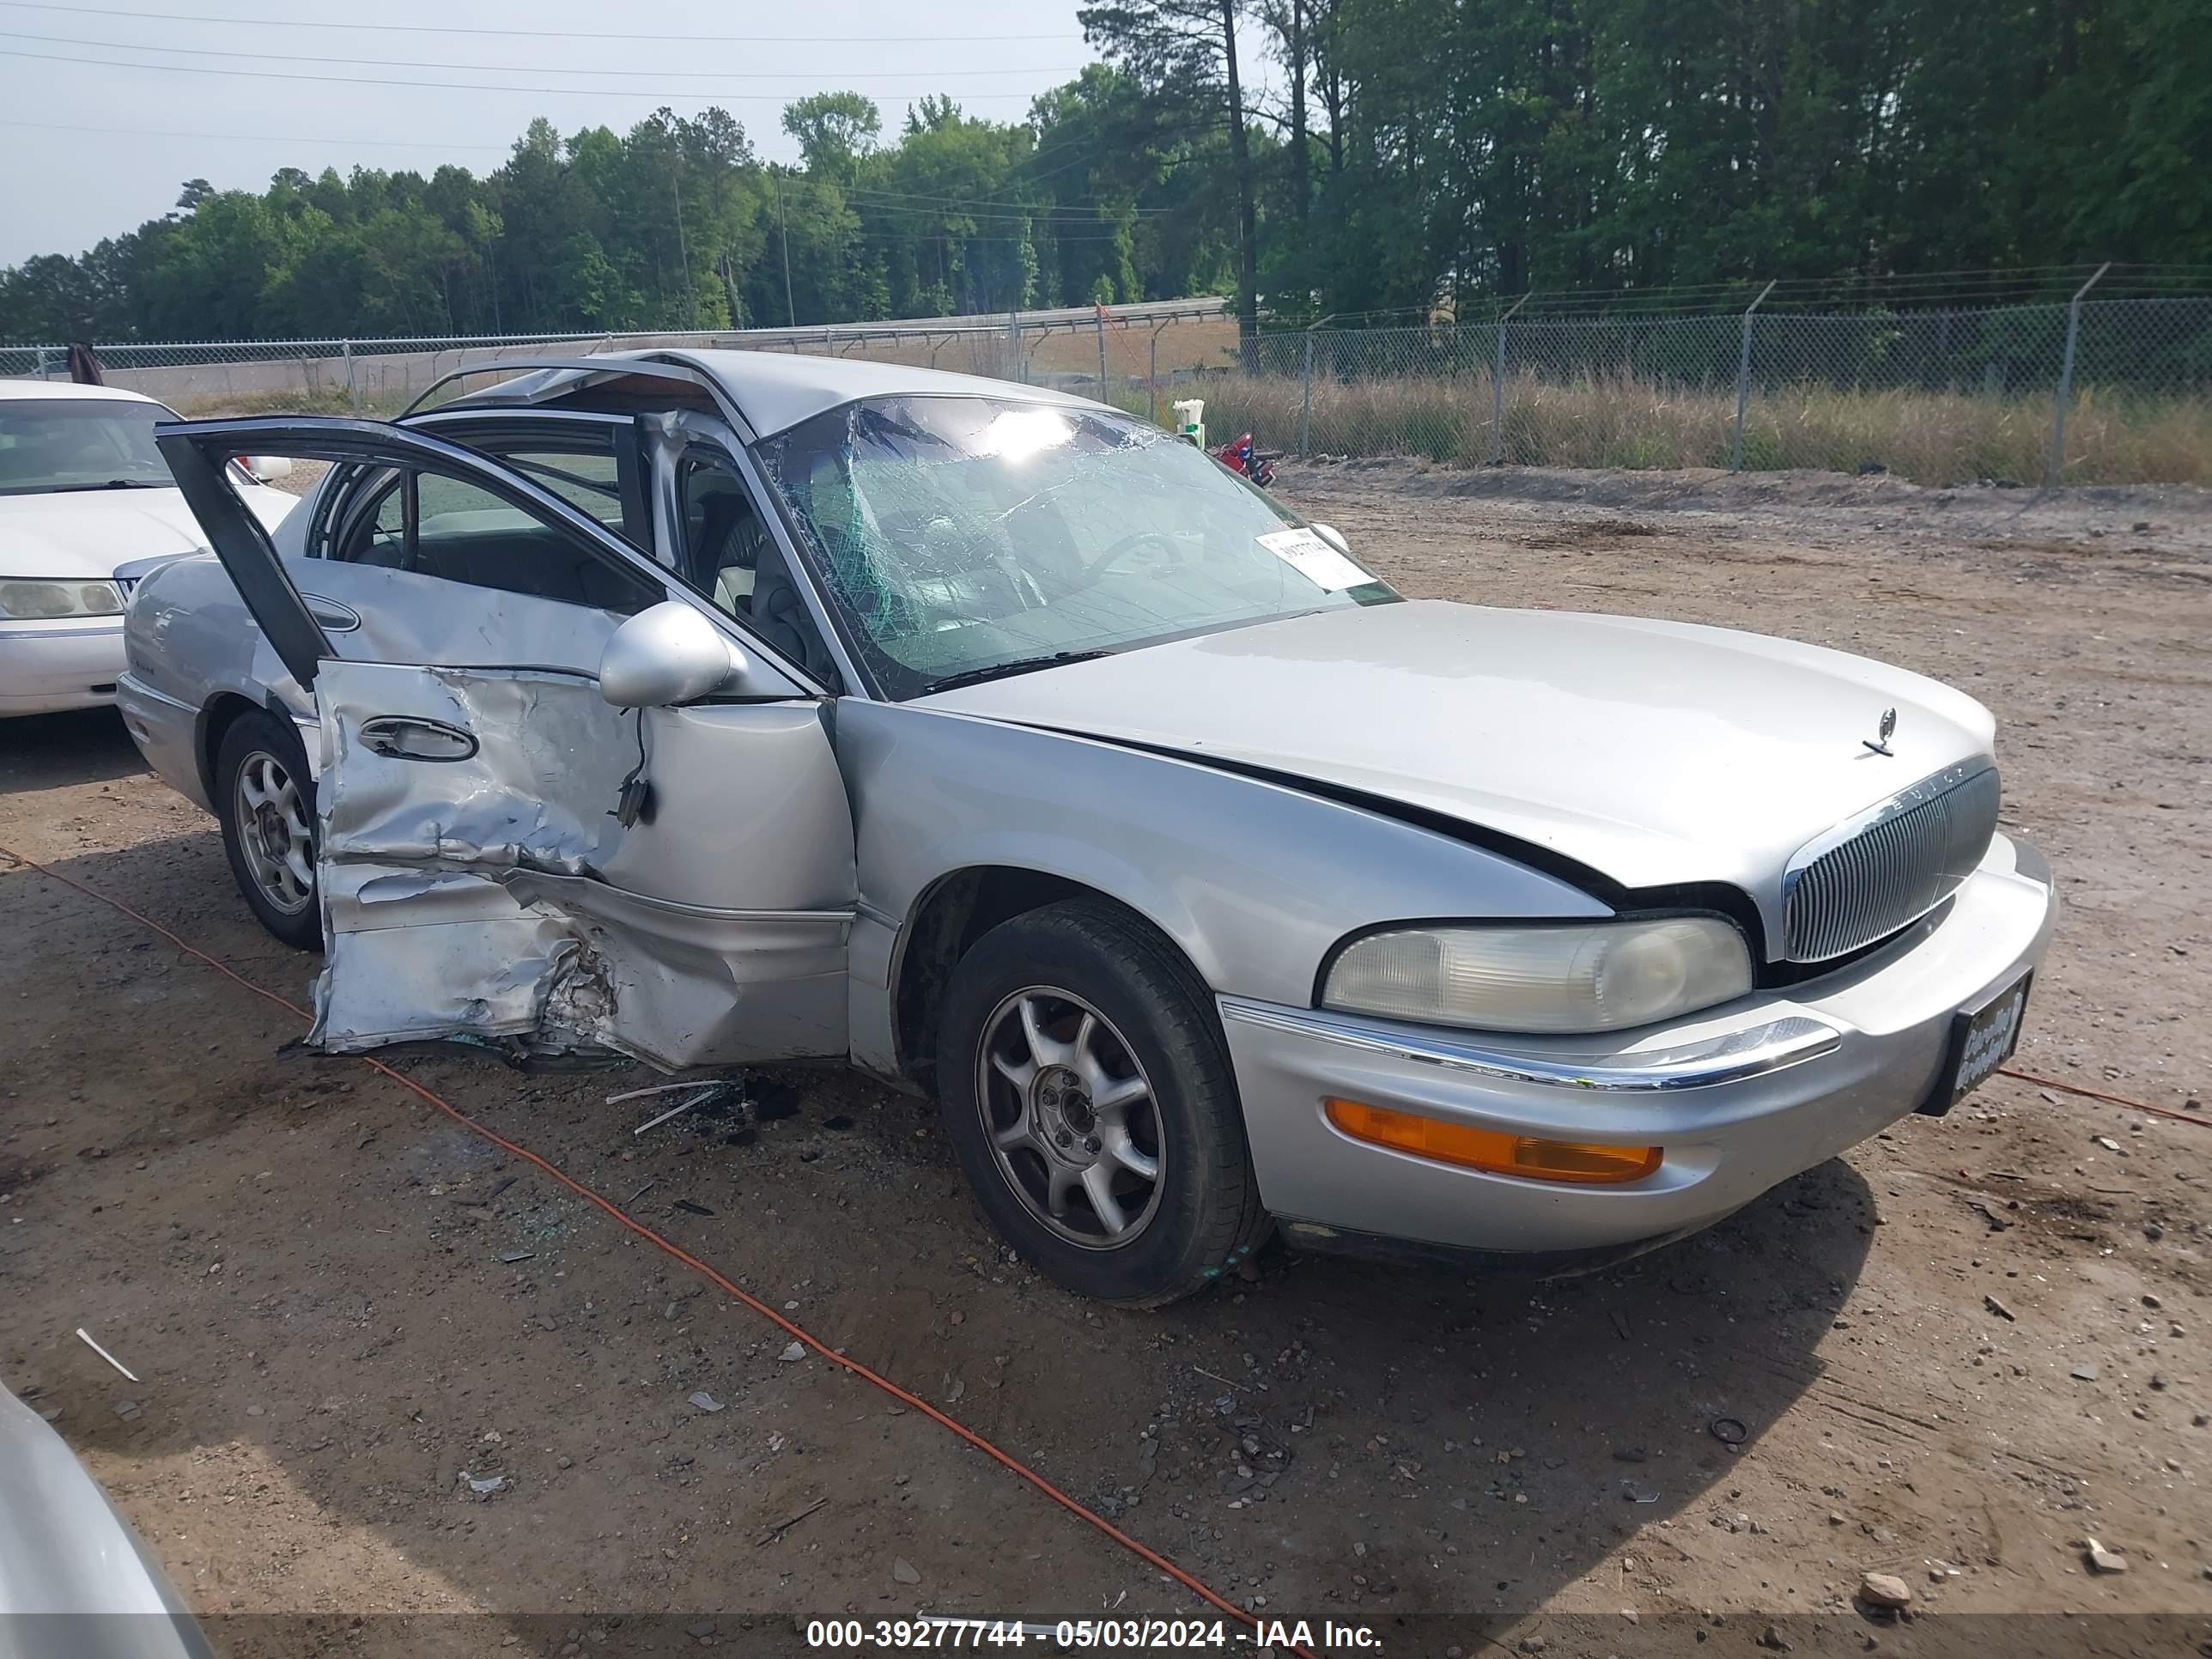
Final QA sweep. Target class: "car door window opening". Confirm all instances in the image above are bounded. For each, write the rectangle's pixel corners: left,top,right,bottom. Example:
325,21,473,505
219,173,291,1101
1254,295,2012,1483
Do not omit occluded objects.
756,394,1400,700
318,459,661,617
673,445,842,686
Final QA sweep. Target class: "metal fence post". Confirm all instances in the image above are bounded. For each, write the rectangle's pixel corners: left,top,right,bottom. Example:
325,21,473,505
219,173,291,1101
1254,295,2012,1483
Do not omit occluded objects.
1299,332,1316,454
343,338,359,411
1730,280,1778,471
1095,309,1109,401
1148,331,1158,424
33,346,50,380
2046,263,2110,486
1492,294,1530,465
1008,308,1023,384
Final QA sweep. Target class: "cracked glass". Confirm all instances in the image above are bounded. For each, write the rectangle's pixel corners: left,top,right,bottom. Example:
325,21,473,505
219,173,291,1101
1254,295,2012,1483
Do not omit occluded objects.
757,396,1399,699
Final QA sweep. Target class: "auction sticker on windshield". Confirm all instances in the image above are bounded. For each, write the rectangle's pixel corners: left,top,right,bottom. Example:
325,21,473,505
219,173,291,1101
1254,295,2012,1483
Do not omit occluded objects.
1258,527,1370,591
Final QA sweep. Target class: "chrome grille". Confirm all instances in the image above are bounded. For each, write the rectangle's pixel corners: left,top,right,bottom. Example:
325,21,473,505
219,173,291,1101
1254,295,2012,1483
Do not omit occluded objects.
1783,765,2001,962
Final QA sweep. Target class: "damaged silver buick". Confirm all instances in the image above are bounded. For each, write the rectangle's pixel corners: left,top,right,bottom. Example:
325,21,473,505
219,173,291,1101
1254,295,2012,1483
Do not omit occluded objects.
117,351,2056,1304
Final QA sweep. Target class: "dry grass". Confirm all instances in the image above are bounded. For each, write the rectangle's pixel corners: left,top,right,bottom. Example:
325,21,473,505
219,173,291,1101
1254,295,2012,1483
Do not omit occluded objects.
1186,368,2212,485
173,385,365,418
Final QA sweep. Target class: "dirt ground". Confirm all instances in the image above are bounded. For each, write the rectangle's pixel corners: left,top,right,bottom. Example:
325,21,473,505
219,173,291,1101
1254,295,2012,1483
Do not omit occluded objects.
3,463,2208,1658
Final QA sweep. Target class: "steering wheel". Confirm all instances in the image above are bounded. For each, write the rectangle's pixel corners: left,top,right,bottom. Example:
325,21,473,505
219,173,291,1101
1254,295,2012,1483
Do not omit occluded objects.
1073,529,1184,591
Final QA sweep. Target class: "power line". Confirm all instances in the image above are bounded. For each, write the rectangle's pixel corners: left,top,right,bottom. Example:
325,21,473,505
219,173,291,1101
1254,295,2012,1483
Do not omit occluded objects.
0,0,1078,44
0,115,510,152
0,28,1084,82
0,43,1050,102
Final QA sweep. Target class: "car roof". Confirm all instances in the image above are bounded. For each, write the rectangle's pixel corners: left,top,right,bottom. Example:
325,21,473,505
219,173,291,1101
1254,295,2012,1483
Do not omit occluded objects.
452,348,1099,439
0,379,162,405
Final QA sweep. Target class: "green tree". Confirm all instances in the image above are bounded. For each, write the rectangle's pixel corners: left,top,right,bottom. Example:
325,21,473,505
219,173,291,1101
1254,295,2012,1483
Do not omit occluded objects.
1080,1,1262,358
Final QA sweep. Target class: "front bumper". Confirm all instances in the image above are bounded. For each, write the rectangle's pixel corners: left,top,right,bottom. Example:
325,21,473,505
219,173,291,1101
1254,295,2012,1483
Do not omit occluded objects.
1223,834,2057,1261
0,617,126,715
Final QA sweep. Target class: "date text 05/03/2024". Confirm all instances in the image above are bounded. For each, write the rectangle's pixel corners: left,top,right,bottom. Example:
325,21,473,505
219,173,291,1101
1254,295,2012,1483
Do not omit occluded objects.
802,1618,1385,1650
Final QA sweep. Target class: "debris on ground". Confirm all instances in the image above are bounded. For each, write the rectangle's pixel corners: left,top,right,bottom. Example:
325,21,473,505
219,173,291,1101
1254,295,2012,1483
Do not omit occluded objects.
892,1558,921,1584
631,1080,746,1137
75,1326,137,1382
2085,1539,2129,1574
1858,1571,1913,1608
688,1392,725,1413
1984,1294,2017,1322
779,1341,806,1362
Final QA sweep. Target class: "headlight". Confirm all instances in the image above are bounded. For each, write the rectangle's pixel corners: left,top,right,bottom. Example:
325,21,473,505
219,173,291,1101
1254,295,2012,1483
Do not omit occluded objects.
1322,918,1753,1034
0,580,125,620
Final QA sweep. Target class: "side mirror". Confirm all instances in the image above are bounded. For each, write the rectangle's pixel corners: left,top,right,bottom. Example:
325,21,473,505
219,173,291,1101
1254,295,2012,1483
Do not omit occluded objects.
240,455,293,483
599,601,751,708
1310,522,1352,557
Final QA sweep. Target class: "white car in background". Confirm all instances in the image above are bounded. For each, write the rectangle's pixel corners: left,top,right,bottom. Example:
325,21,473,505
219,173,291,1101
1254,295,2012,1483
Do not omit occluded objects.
0,380,296,717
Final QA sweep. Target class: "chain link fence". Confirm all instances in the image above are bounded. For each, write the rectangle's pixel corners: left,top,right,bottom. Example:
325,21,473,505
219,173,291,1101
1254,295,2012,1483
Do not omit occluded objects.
1193,294,2212,485
7,288,2208,484
0,297,1236,421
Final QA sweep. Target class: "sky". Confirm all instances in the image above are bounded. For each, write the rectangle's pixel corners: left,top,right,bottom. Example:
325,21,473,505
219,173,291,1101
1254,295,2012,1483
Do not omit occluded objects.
0,0,1114,267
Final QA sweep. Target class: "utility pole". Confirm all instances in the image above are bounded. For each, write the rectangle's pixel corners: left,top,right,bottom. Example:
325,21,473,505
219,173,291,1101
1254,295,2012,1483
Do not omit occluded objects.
775,172,797,328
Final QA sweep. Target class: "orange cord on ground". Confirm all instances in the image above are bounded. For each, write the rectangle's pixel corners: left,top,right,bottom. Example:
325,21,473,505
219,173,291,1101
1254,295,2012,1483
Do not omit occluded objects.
0,846,1310,1653
1996,1066,2205,1127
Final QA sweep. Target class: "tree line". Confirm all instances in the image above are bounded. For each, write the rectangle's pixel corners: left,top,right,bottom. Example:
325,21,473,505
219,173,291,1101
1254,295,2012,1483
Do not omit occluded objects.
3,0,2203,348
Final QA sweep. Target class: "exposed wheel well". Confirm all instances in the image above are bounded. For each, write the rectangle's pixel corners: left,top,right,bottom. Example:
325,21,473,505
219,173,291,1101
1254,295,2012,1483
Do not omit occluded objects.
196,693,264,805
892,867,1199,1093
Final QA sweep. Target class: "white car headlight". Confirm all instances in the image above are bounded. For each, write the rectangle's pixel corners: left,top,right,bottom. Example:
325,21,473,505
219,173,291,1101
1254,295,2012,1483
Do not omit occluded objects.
0,580,125,620
1322,918,1753,1034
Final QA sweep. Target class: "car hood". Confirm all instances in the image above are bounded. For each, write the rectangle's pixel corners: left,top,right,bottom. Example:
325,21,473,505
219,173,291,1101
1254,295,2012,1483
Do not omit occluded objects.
917,599,1996,922
0,483,294,580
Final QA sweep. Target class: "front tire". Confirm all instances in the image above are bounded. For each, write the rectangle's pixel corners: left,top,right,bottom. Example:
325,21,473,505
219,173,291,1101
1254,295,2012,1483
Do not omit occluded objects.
215,709,321,951
936,901,1267,1306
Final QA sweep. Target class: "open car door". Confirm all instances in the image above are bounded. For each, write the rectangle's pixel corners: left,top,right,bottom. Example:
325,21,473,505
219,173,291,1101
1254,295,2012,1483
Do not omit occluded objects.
157,416,857,1070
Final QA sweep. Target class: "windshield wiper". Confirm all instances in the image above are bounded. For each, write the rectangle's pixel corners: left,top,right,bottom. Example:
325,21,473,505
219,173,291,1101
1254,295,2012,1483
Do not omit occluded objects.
44,477,167,493
921,648,1113,695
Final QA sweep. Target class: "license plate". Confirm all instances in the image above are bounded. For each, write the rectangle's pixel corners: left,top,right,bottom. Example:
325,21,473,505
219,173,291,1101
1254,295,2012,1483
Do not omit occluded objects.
1921,970,2032,1116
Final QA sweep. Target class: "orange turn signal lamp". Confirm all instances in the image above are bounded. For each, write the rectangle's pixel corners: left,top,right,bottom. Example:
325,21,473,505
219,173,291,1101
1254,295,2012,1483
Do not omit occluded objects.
1324,1097,1662,1185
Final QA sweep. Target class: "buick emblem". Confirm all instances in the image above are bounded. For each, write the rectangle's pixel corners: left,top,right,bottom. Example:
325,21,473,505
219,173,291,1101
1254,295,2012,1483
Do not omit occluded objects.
1863,707,1898,757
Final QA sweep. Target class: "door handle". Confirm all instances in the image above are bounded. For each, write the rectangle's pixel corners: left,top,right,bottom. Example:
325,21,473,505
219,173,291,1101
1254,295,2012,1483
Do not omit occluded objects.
358,715,478,763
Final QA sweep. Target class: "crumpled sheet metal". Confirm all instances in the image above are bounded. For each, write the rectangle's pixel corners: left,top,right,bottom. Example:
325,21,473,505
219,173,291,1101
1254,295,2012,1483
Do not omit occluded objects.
305,661,853,1067
317,663,631,873
308,662,634,1056
507,871,850,1068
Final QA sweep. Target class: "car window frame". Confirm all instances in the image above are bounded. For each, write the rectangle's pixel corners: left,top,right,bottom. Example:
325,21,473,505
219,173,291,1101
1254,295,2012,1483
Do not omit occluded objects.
409,409,652,550
642,412,861,699
161,414,824,702
310,455,666,619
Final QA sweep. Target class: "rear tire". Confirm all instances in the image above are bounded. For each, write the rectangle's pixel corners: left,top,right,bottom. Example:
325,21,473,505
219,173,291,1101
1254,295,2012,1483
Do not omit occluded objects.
215,709,321,951
936,900,1267,1306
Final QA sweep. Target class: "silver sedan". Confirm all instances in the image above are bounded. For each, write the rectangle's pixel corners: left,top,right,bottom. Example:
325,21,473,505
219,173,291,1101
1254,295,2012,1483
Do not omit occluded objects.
118,351,2056,1304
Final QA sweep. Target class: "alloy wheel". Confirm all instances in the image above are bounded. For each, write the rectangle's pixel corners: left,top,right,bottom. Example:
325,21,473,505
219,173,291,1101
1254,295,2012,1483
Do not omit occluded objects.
233,750,314,915
975,986,1165,1249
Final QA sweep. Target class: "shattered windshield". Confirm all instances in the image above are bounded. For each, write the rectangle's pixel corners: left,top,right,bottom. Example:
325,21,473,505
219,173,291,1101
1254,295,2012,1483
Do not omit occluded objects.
756,395,1398,699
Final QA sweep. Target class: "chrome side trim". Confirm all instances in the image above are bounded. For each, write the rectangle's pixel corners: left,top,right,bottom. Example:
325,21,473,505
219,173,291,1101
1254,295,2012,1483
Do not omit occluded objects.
1218,996,1841,1092
0,621,127,640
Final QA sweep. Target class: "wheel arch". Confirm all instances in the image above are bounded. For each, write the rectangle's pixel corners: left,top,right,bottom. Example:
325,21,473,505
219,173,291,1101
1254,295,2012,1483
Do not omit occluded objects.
890,865,1212,1094
197,690,309,807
